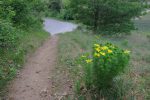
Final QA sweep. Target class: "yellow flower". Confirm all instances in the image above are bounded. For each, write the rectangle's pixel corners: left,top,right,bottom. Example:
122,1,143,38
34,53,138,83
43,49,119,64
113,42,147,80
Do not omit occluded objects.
100,52,106,56
94,52,100,57
108,49,113,53
124,50,130,54
94,44,100,47
85,59,92,63
101,46,108,50
95,47,101,52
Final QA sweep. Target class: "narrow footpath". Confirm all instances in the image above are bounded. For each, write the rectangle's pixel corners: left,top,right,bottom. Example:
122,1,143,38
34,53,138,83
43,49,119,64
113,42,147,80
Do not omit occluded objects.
7,18,77,100
8,36,58,100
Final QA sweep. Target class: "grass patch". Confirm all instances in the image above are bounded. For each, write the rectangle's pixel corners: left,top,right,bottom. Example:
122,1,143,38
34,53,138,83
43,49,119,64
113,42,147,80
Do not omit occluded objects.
0,28,49,98
57,22,150,99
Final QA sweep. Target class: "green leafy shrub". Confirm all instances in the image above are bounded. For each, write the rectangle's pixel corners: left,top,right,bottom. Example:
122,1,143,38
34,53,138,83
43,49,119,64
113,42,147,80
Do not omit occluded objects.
0,0,16,20
57,9,74,20
0,0,47,29
0,19,18,49
80,43,130,90
0,65,16,88
0,0,49,94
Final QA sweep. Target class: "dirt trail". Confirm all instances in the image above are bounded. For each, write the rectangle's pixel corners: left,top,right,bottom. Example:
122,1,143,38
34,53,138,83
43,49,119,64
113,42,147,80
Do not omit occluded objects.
8,36,58,100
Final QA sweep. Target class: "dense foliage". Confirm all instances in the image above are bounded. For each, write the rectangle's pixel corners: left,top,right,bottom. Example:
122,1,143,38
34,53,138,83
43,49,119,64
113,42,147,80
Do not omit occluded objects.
65,0,142,34
0,0,48,49
49,0,62,12
79,43,130,97
1,0,48,28
0,0,49,92
0,20,18,49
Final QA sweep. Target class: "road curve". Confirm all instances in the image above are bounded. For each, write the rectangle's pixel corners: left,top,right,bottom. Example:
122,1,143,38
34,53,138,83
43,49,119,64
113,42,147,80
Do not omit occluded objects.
44,18,77,35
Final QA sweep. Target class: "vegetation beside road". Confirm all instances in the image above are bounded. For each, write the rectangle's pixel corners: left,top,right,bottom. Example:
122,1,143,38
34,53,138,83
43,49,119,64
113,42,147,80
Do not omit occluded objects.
57,12,150,99
0,0,49,97
52,1,150,99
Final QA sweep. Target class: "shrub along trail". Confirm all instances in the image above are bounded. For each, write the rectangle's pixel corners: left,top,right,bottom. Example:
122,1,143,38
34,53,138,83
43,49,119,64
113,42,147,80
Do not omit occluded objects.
8,36,58,100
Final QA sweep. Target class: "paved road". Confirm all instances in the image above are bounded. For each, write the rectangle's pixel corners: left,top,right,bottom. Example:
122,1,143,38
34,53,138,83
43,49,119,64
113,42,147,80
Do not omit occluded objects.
44,18,77,35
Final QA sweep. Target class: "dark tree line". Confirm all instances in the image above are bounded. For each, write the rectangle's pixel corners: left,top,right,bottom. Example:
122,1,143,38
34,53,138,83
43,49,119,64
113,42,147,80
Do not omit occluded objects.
48,0,144,34
69,0,143,34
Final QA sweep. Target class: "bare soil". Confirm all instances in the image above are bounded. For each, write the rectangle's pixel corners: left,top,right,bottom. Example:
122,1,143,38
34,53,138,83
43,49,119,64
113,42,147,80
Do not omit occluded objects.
8,36,58,100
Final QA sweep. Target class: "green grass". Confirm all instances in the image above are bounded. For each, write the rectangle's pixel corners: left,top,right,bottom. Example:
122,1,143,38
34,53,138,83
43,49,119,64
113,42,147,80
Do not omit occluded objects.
57,13,150,99
0,28,49,98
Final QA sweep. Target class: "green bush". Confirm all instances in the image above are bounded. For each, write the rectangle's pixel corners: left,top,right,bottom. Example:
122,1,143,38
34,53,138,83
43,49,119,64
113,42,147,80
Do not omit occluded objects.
0,0,49,94
0,19,18,49
57,9,74,20
80,43,130,90
0,0,47,29
0,0,16,21
0,65,16,88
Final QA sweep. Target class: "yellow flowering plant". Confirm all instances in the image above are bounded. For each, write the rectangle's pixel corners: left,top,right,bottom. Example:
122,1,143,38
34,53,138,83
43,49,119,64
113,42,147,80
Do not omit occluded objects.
80,43,130,90
80,53,93,88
